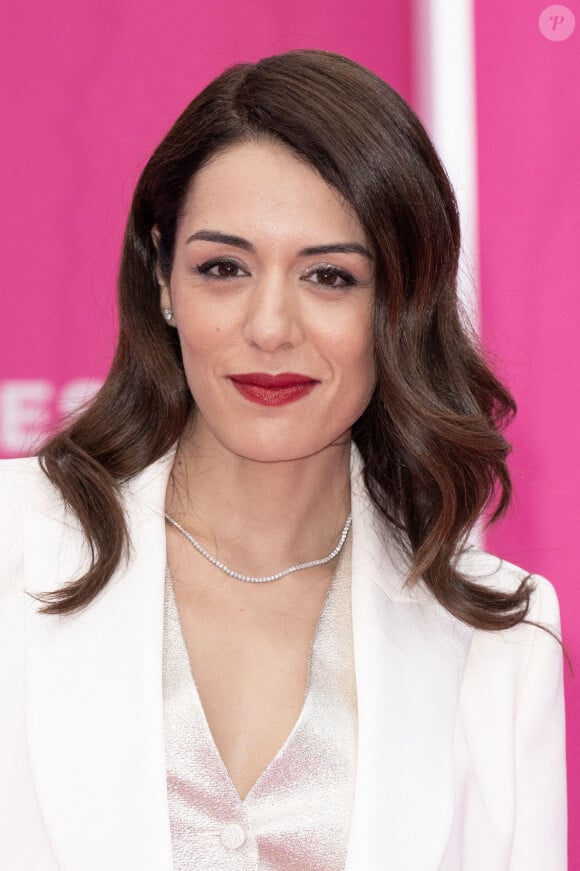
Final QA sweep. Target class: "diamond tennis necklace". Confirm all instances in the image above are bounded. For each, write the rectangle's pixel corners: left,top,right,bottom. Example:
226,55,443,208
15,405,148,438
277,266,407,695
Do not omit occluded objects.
164,512,352,583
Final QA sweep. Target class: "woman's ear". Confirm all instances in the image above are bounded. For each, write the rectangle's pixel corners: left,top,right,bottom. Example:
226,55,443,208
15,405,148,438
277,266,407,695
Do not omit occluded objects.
151,225,172,314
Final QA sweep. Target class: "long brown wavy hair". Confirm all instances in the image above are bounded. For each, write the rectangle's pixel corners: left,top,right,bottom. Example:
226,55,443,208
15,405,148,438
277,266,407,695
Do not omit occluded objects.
33,48,531,627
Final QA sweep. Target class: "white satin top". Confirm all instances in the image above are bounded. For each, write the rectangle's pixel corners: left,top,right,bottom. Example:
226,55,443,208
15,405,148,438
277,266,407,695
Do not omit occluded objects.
162,531,357,870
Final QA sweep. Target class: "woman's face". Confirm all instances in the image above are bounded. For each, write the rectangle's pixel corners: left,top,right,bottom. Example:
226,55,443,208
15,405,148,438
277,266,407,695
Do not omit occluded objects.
158,138,376,463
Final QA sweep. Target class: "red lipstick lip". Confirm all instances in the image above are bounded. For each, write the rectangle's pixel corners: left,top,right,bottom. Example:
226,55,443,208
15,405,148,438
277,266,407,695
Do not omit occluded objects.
229,378,317,407
228,372,318,388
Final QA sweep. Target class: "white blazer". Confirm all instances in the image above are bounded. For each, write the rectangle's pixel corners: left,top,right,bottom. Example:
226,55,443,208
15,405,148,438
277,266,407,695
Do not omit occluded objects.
0,444,567,870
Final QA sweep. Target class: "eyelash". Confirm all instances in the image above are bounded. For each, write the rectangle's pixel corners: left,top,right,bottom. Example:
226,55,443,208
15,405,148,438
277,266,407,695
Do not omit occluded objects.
194,257,358,289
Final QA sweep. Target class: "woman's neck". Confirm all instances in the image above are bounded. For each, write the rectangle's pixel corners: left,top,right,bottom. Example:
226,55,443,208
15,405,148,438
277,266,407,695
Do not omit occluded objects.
165,421,352,578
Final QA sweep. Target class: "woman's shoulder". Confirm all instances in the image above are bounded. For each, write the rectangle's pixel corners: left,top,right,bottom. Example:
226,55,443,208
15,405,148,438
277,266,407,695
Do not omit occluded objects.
0,454,45,479
0,456,61,596
450,548,564,703
456,544,561,629
0,455,52,516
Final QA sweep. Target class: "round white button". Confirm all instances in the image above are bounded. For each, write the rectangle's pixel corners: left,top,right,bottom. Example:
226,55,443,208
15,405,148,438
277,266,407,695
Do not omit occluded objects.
220,822,246,850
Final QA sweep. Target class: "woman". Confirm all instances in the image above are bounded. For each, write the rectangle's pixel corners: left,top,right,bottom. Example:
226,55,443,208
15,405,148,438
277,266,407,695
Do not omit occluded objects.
0,49,566,870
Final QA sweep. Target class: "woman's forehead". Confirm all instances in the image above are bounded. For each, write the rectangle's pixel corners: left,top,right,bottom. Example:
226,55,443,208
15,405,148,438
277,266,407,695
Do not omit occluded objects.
178,141,369,249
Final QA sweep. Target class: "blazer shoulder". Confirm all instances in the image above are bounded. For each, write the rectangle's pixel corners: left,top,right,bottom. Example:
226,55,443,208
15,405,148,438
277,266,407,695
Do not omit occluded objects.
0,454,54,517
456,545,560,627
457,548,564,751
0,456,65,596
0,454,47,479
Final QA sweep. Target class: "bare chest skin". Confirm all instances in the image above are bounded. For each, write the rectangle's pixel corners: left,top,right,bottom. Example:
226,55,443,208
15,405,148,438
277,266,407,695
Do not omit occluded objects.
166,526,336,801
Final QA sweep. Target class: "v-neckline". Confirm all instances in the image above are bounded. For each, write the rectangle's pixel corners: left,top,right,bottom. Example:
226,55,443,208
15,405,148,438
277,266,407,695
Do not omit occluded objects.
164,539,348,804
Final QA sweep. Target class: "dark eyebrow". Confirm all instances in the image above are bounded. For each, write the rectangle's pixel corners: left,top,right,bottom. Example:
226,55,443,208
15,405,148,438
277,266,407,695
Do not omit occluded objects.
185,229,374,261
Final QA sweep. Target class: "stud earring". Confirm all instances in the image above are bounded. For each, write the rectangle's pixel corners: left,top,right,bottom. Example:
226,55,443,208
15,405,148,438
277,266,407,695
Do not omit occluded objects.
163,308,173,322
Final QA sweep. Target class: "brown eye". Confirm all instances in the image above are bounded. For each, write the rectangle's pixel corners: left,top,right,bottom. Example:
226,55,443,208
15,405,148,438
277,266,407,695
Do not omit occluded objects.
196,258,247,280
319,268,342,287
215,262,241,278
307,266,356,288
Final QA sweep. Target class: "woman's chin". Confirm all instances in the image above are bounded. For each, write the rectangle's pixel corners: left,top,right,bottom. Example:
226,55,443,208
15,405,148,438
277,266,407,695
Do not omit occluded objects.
182,410,351,464
221,433,351,465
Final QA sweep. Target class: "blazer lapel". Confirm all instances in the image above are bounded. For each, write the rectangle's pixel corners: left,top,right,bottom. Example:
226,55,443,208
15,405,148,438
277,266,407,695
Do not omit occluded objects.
24,449,177,871
345,445,473,870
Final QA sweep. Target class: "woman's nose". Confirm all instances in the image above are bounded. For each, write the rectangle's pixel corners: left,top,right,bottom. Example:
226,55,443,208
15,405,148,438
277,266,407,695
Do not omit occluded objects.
242,277,304,351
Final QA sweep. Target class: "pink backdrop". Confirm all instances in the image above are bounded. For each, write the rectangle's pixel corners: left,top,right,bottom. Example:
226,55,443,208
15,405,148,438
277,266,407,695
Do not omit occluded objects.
0,0,577,860
474,1,579,849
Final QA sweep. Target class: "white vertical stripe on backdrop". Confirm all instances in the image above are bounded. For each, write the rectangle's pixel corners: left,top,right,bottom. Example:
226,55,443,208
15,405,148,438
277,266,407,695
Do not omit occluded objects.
412,0,483,547
412,0,480,333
